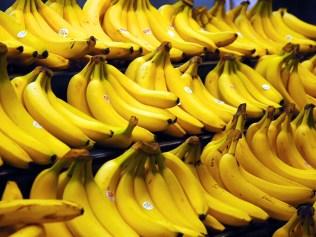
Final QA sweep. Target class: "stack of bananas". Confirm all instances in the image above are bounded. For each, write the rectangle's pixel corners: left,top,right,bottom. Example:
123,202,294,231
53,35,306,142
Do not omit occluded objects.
30,142,210,236
126,43,239,136
273,204,316,237
204,55,283,117
255,48,316,111
0,180,83,237
191,0,316,55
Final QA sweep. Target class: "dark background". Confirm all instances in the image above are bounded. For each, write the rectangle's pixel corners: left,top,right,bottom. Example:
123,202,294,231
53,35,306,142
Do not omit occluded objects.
0,0,316,24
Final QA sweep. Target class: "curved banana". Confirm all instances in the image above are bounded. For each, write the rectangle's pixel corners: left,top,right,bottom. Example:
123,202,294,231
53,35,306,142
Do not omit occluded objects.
240,167,314,205
86,60,155,143
249,107,316,189
105,62,179,109
30,159,74,237
0,199,83,227
219,133,296,221
63,161,112,237
23,70,94,148
8,225,45,237
163,152,208,216
67,57,95,115
298,63,316,97
268,112,286,154
294,104,316,168
84,160,139,237
164,54,226,132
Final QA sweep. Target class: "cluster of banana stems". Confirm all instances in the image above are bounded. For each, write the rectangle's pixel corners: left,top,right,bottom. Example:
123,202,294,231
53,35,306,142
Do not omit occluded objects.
273,204,316,237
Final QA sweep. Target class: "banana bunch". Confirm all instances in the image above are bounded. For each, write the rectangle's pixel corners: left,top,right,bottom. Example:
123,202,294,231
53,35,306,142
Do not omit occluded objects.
204,0,316,55
2,0,99,69
201,104,316,221
126,43,243,135
0,43,81,168
0,179,83,237
204,55,282,118
273,204,316,237
44,0,142,59
67,53,179,142
255,49,316,111
47,142,209,236
103,0,210,56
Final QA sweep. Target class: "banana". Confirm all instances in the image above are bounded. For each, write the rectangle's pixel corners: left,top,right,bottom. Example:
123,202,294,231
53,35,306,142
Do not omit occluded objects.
23,70,94,148
204,60,223,98
262,55,298,109
132,155,186,235
35,52,70,70
0,129,32,168
144,0,205,55
236,60,283,104
103,0,151,52
5,0,25,28
294,104,316,168
0,44,71,159
196,162,269,221
164,54,226,132
153,54,204,134
240,167,314,205
173,5,219,52
145,161,201,235
1,181,23,201
282,9,316,40
219,131,296,221
203,214,225,231
125,51,155,80
8,225,45,237
85,59,155,143
249,107,316,189
297,63,316,97
63,161,112,237
163,152,208,216
84,160,139,237
56,169,72,199
268,112,286,154
46,0,64,16
115,160,178,236
161,166,207,234
276,106,313,170
102,64,176,132
233,2,278,54
164,122,186,137
47,81,114,145
105,61,179,109
67,57,95,115
0,199,83,227
287,67,308,110
217,60,263,118
188,58,237,123
30,159,74,237
11,66,43,104
236,133,306,188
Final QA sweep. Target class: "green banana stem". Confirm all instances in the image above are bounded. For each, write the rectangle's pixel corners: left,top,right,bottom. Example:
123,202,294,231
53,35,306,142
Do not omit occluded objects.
302,104,316,129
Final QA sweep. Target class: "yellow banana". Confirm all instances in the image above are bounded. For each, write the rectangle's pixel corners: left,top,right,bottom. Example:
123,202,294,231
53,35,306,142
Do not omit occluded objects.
8,225,45,237
1,181,23,201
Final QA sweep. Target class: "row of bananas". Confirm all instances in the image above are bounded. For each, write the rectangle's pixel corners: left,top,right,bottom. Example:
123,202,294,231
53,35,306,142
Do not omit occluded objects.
255,48,316,111
273,204,316,237
3,102,316,236
194,0,316,55
0,180,83,237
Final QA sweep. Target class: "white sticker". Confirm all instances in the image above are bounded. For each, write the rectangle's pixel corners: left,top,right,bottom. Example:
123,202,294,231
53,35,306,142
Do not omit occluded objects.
119,28,129,34
167,26,176,37
285,34,293,42
262,84,271,91
184,86,193,94
142,201,154,210
59,28,69,38
214,98,225,105
103,94,110,104
105,190,115,202
33,121,42,129
17,30,27,39
143,28,152,35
